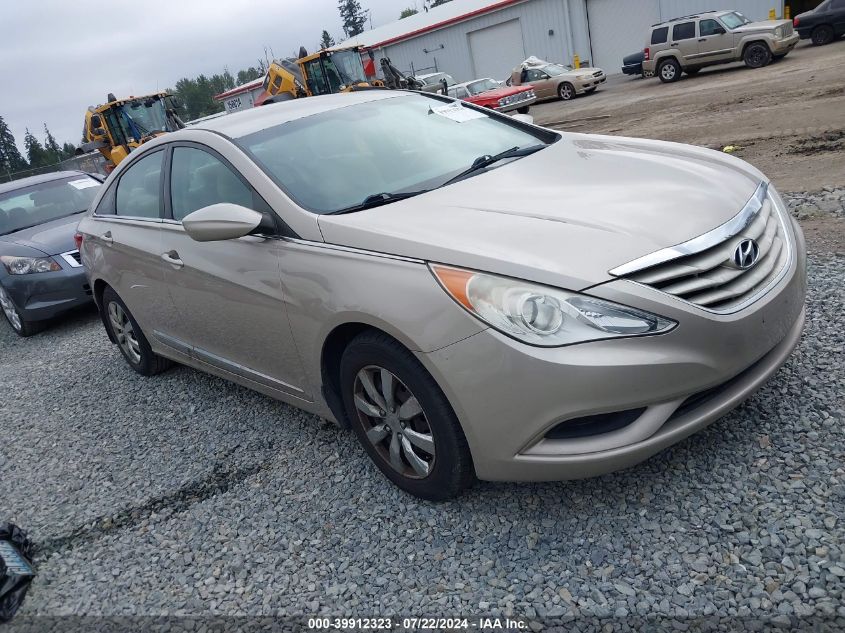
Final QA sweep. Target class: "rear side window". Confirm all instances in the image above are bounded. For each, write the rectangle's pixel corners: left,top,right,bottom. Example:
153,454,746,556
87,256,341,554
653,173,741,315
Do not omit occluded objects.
673,22,696,41
651,27,669,44
115,150,163,219
169,147,257,222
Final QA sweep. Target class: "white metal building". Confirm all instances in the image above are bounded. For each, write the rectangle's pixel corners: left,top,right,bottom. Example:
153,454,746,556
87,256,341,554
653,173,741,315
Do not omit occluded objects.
339,0,787,80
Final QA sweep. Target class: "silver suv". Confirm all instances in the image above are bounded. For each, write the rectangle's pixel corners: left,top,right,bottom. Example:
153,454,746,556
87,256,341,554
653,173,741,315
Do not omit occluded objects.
642,10,800,82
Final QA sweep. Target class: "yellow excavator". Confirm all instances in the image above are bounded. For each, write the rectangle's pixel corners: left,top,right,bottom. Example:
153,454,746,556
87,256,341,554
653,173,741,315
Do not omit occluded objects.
80,92,185,170
258,46,421,105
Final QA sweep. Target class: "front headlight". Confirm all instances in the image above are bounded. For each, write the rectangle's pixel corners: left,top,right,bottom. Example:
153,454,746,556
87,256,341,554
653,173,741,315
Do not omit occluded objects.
0,255,62,275
774,26,784,38
431,265,676,347
576,74,591,80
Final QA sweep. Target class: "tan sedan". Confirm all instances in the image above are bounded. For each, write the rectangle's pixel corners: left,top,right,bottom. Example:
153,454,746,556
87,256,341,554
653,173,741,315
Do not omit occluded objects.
78,91,805,500
510,61,607,101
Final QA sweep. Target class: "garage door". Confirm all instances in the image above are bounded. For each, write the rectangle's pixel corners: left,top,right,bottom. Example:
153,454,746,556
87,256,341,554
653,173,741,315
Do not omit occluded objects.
468,19,525,81
587,0,660,74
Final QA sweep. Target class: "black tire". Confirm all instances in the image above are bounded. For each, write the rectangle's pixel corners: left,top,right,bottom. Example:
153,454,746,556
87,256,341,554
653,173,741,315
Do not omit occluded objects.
0,284,46,337
339,330,474,500
101,286,172,376
811,25,835,46
743,42,772,68
557,82,576,100
658,58,681,83
685,68,701,76
516,105,530,114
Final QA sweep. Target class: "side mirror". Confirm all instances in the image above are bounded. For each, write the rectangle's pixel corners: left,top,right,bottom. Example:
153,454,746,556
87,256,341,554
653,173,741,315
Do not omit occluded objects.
181,203,263,242
511,113,534,125
90,114,103,128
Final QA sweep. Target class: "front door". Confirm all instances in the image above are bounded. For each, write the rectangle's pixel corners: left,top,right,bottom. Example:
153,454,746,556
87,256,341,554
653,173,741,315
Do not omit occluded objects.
695,18,734,62
158,143,307,398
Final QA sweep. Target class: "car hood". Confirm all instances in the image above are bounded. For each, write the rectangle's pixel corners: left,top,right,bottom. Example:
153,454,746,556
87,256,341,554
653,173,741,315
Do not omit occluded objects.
733,19,790,33
558,67,604,77
473,86,530,99
318,133,764,291
0,212,84,256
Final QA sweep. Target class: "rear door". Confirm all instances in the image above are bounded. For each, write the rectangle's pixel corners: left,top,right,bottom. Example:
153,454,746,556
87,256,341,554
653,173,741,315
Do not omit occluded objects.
671,21,699,63
87,149,170,332
158,142,307,398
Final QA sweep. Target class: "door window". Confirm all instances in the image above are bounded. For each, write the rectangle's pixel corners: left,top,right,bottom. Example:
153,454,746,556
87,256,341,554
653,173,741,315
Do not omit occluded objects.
525,69,547,81
115,150,163,219
169,146,256,221
673,22,696,41
651,27,669,44
699,19,725,36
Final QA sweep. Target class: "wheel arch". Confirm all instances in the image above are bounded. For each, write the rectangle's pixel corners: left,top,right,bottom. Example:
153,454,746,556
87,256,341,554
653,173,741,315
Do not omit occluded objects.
741,38,773,55
92,278,118,344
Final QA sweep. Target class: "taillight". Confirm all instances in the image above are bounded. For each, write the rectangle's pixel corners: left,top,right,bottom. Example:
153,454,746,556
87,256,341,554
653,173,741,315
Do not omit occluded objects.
644,47,650,61
74,232,83,250
793,17,799,27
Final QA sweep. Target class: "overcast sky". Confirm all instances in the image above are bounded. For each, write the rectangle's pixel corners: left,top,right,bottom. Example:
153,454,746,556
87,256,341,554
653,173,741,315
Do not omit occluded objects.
0,0,407,155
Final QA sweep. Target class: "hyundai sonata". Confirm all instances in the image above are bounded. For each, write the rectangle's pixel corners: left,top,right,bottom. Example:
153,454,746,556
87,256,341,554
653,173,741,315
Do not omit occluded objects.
77,91,805,499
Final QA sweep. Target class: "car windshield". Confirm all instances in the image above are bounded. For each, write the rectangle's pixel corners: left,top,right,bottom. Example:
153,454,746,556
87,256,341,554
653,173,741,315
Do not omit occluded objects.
325,50,368,86
720,12,752,29
0,175,101,235
237,94,554,214
543,64,572,76
466,79,500,95
115,97,170,139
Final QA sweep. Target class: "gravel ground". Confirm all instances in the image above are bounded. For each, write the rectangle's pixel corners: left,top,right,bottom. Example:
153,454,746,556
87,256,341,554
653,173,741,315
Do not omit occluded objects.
1,196,843,631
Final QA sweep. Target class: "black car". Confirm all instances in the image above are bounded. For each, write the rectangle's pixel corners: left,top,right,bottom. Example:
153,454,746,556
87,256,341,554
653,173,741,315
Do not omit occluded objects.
0,171,102,336
794,0,845,45
622,51,652,77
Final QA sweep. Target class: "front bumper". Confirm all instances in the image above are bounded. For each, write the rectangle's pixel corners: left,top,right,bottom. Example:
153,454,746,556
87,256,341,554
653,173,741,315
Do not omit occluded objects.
772,32,800,52
1,264,92,322
419,219,806,481
573,75,607,92
622,63,643,76
495,95,537,113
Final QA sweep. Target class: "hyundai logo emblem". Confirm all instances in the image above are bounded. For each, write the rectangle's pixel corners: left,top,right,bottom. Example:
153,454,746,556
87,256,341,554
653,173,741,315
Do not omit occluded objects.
733,238,760,269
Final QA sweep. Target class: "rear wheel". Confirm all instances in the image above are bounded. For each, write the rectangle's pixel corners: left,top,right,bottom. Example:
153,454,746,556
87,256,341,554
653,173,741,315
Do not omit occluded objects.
0,284,45,337
642,69,655,79
658,58,681,83
811,25,835,46
102,287,172,376
557,82,575,100
743,42,772,68
340,331,474,500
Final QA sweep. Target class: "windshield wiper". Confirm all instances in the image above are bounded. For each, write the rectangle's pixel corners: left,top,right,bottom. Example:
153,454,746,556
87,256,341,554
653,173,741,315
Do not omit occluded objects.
442,144,547,187
328,190,429,215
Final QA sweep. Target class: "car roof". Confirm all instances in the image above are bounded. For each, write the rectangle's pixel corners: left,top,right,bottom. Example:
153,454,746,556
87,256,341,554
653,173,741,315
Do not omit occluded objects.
191,90,411,139
0,170,88,196
452,78,496,89
651,10,729,27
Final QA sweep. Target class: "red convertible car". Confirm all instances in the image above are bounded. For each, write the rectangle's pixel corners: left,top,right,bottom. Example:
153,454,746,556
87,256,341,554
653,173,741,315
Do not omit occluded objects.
447,78,536,114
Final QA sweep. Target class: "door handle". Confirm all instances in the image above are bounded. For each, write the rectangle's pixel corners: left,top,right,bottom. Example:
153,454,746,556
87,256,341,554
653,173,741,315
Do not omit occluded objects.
161,251,184,268
698,38,707,42
671,43,679,47
101,231,113,245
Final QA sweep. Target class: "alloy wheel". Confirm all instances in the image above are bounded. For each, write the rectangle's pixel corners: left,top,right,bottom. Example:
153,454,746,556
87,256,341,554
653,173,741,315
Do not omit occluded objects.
352,365,436,479
108,301,142,364
0,285,22,332
559,83,574,100
661,64,676,81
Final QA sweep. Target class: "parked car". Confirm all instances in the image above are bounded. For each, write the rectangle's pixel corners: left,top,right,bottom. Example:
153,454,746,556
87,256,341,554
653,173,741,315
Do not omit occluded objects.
509,57,606,101
622,51,654,77
414,72,456,93
0,171,101,336
794,0,845,45
447,78,536,114
642,10,800,83
78,91,806,500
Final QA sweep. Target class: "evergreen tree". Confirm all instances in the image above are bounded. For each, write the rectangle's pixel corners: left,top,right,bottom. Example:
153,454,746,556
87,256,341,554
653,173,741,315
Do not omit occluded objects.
0,115,28,176
61,142,77,159
44,124,63,163
320,30,336,49
24,128,51,168
338,0,367,38
400,7,418,18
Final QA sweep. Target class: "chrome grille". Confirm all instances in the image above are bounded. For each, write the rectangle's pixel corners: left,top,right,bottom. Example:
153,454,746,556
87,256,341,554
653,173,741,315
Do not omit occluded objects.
612,183,791,313
593,71,603,78
60,250,83,268
783,23,793,36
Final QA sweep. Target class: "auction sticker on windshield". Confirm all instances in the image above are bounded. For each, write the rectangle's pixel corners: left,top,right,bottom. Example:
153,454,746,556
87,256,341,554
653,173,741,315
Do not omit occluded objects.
430,102,488,123
68,178,100,190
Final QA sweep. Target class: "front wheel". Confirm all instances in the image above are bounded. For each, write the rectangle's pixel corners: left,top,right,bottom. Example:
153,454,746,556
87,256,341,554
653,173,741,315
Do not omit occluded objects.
102,287,172,376
743,43,772,68
811,25,835,46
557,82,575,100
340,331,474,500
658,58,681,83
0,284,45,337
